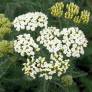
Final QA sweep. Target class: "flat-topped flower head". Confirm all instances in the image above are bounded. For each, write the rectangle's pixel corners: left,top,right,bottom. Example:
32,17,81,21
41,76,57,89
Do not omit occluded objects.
14,34,40,56
37,27,62,53
13,12,48,31
0,40,13,57
22,53,70,80
60,27,88,58
0,14,11,39
66,2,79,15
80,10,90,24
50,2,64,17
65,3,79,19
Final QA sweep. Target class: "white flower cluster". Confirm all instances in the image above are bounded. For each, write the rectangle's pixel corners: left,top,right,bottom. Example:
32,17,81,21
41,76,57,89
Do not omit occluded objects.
61,27,88,57
13,11,88,80
36,27,88,58
13,12,48,31
22,52,70,80
37,27,62,53
49,52,70,77
14,34,40,56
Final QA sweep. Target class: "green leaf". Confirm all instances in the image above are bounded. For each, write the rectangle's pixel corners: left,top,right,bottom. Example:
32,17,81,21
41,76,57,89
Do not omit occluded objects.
80,76,92,92
66,83,80,92
0,60,12,78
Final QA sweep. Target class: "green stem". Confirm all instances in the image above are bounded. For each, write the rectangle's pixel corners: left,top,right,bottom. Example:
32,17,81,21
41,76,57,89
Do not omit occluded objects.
66,87,69,92
58,17,62,30
43,79,47,92
52,81,66,92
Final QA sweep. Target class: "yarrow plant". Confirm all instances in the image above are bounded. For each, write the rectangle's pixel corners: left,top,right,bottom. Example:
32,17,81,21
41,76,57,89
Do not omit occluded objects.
13,13,88,80
0,1,91,92
12,2,90,81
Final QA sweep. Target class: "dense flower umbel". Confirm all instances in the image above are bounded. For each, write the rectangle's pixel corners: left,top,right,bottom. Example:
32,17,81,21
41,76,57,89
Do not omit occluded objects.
37,27,62,53
0,40,13,57
65,2,79,19
13,12,48,31
0,14,11,39
80,10,90,24
50,2,90,24
73,10,90,24
22,52,70,80
50,2,64,17
60,27,88,57
14,34,40,56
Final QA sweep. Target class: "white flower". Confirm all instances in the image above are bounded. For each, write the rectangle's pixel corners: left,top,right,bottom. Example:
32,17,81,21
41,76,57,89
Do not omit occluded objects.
22,52,70,80
13,12,48,31
37,27,62,53
60,27,88,58
14,33,40,56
